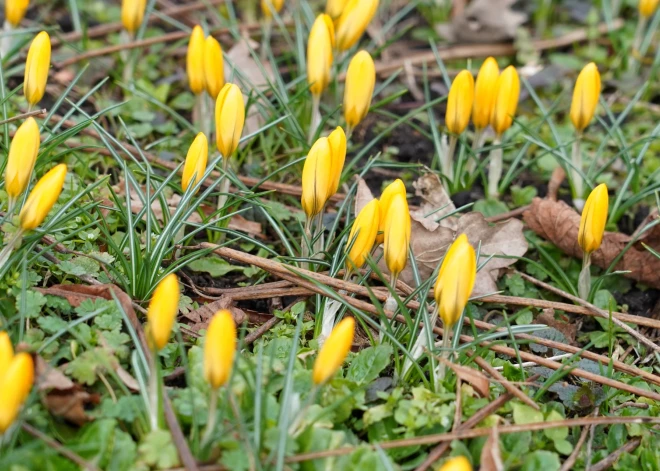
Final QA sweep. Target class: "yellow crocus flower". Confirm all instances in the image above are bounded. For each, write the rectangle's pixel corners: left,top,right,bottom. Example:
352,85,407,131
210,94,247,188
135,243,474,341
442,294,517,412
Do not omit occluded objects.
181,132,208,193
445,70,475,135
343,50,375,130
578,183,608,254
215,83,245,159
203,36,225,100
472,57,500,131
434,234,476,327
345,198,379,271
570,62,601,133
335,0,379,51
5,0,30,27
146,274,180,351
301,137,332,219
24,31,51,107
122,0,147,35
312,317,354,384
327,126,347,198
4,117,40,205
383,193,410,280
203,310,237,389
307,14,335,97
187,25,206,95
0,352,34,433
19,163,67,231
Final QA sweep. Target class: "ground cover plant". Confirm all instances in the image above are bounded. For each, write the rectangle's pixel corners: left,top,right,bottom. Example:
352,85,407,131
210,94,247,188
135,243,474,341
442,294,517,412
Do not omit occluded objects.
0,0,660,469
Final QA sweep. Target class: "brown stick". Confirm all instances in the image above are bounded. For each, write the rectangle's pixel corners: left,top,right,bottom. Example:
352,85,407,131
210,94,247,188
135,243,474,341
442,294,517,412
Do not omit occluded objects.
0,108,47,125
21,424,101,471
514,270,660,353
200,245,660,402
470,353,540,410
559,420,592,471
590,437,642,471
286,416,660,463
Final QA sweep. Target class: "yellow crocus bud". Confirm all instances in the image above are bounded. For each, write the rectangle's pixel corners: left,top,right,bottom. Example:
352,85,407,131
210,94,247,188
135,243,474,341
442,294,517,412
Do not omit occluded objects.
326,0,349,19
445,70,475,135
438,456,473,471
122,0,147,35
181,132,208,193
301,137,332,218
203,310,237,389
335,0,379,51
0,332,14,381
19,163,67,231
434,234,476,327
640,0,660,17
307,14,335,97
346,198,380,271
146,274,180,351
4,117,40,204
473,57,500,131
578,183,608,254
0,352,34,434
215,83,245,159
203,36,224,100
5,0,29,27
261,0,284,18
327,126,347,198
187,26,206,95
344,50,375,130
570,63,601,133
383,193,410,279
490,65,520,136
376,178,406,245
312,317,354,384
24,31,51,107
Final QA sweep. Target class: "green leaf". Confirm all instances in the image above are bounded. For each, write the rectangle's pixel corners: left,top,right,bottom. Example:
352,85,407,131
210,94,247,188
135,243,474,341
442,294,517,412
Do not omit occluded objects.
37,315,69,334
473,198,510,218
553,439,573,456
512,403,544,425
138,430,180,469
16,290,47,319
543,410,568,441
346,344,392,385
521,450,561,471
511,185,538,206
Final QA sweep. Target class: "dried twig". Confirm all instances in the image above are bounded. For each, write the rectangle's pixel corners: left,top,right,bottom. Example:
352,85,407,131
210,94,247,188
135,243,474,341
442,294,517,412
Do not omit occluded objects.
590,437,641,471
558,417,592,471
0,108,47,125
22,424,101,471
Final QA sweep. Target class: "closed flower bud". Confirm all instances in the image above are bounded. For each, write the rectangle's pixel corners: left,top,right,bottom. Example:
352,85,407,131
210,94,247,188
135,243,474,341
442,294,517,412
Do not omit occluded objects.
122,0,147,35
0,352,34,433
326,0,349,19
5,0,29,27
182,132,208,193
203,36,224,99
446,70,475,135
24,31,51,107
187,26,206,95
215,83,245,159
438,456,473,471
5,117,40,203
570,63,601,133
344,50,375,129
301,137,332,218
434,234,476,327
335,0,379,51
490,65,519,136
307,14,335,97
640,0,660,17
312,317,354,384
346,198,379,270
473,57,500,130
383,193,410,279
146,274,180,351
578,183,608,254
19,163,67,231
261,0,284,18
203,310,237,389
0,332,14,381
376,179,406,245
327,126,347,198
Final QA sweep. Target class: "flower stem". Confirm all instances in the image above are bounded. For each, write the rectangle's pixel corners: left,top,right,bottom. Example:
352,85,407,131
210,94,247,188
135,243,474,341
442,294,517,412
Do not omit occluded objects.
435,325,452,389
571,133,584,210
0,21,13,59
260,20,273,61
217,158,231,212
487,136,503,199
309,94,321,144
401,305,438,382
201,388,219,446
0,229,24,272
465,128,484,176
148,353,161,431
442,134,458,183
578,252,592,301
301,217,312,270
121,31,136,86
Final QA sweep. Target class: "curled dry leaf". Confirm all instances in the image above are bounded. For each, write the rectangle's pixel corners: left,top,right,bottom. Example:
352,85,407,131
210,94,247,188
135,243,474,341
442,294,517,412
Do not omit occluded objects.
480,426,504,471
438,357,491,398
436,0,527,43
523,198,660,289
357,174,528,295
183,295,247,333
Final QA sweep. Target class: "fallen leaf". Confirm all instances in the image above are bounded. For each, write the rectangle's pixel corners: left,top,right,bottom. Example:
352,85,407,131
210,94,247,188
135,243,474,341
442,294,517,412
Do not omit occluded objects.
35,356,99,425
185,295,247,333
535,309,577,346
438,357,490,398
436,0,527,43
523,198,660,289
358,175,528,295
480,426,504,471
115,364,140,392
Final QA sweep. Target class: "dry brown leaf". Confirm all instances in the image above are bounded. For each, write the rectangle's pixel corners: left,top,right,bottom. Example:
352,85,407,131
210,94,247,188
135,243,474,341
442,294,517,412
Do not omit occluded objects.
35,356,98,425
535,309,577,346
358,175,528,295
436,0,527,43
438,358,490,398
115,364,140,392
523,198,660,289
184,295,247,332
480,426,504,471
